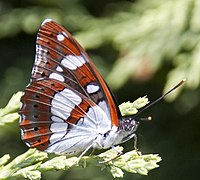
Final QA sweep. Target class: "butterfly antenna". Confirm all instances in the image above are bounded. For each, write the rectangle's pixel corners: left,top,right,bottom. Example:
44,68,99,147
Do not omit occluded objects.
136,79,186,117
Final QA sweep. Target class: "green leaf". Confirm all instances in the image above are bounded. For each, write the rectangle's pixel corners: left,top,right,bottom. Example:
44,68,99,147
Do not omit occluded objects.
119,96,149,116
0,92,22,126
0,147,161,179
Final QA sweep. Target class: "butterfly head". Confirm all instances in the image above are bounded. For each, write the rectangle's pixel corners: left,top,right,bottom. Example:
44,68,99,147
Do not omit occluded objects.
103,116,140,146
119,116,140,133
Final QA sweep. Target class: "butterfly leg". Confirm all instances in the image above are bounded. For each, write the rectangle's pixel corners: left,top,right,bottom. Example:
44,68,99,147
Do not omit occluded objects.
77,143,94,164
133,134,138,150
99,146,123,164
133,134,141,155
111,146,123,156
89,147,96,156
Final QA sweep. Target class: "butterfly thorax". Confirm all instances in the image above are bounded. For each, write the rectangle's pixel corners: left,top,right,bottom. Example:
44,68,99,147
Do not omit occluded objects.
93,117,139,150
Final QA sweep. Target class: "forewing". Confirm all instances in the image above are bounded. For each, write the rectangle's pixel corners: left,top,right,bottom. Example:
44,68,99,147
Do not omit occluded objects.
19,19,120,153
32,19,119,125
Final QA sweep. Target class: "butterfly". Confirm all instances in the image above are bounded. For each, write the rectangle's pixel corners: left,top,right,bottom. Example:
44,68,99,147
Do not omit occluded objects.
19,19,139,155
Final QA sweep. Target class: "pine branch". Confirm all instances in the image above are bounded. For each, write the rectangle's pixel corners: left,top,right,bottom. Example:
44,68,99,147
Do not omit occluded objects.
0,93,161,179
0,147,161,179
0,92,22,126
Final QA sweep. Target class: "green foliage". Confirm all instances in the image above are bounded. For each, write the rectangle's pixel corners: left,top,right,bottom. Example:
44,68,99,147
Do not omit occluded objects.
0,93,160,179
0,147,161,179
0,92,22,126
75,0,199,98
119,96,149,116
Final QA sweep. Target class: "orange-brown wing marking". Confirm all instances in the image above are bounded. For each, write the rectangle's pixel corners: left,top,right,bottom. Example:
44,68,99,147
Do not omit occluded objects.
34,20,120,126
19,78,98,150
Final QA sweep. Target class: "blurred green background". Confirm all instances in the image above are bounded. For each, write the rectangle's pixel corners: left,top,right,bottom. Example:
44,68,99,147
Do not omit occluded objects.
0,0,200,179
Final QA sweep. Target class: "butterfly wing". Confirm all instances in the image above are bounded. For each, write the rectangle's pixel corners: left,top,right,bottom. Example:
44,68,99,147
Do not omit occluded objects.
19,19,120,154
